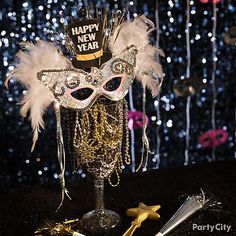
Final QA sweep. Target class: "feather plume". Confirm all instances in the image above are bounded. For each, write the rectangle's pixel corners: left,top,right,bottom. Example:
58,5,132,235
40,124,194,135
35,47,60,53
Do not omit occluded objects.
109,15,164,97
5,40,71,151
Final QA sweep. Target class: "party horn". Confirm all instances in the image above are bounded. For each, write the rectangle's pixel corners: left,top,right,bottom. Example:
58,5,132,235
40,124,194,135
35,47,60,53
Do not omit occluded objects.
155,191,207,236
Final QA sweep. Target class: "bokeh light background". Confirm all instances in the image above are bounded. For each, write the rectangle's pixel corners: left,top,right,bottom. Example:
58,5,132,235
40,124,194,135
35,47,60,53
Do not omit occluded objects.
1,0,236,189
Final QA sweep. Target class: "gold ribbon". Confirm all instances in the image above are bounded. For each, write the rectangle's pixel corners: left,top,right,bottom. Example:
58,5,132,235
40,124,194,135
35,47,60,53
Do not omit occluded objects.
34,219,86,236
76,49,103,61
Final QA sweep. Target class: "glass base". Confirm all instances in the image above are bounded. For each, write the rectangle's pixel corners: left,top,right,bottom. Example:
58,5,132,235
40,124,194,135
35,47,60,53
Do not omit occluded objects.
81,209,120,233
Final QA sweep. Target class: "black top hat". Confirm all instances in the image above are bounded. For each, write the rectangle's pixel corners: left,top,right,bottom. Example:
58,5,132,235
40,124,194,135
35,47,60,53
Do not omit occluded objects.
65,17,111,70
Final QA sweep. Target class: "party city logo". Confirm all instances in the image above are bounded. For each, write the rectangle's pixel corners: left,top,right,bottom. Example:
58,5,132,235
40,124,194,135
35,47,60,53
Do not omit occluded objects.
192,223,231,233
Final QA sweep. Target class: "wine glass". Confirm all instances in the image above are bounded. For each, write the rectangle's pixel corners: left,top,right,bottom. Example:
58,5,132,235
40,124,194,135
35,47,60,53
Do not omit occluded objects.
66,98,130,233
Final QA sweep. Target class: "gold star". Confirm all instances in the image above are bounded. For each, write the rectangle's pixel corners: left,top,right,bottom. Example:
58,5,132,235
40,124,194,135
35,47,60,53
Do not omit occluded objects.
123,202,161,236
127,202,161,220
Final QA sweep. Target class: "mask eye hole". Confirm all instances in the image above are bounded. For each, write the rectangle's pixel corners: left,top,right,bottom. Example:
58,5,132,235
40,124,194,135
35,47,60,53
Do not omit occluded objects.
216,134,223,139
71,88,94,100
103,77,122,92
203,137,211,142
136,117,143,122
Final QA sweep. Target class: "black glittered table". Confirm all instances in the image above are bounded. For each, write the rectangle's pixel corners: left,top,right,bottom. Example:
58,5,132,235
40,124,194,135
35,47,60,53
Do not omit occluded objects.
1,160,236,236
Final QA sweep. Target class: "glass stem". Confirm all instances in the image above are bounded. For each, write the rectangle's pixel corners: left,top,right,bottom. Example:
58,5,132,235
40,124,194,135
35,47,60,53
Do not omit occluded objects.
94,178,104,211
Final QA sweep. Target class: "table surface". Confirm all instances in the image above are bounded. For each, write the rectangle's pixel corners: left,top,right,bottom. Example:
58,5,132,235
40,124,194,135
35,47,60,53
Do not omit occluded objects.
0,160,236,236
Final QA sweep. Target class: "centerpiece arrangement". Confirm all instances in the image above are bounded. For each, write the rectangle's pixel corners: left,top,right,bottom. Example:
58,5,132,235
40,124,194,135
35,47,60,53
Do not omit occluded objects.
6,8,164,233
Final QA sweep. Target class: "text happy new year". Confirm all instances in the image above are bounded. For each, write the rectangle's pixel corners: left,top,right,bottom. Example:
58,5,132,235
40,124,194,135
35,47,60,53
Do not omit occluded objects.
71,23,100,52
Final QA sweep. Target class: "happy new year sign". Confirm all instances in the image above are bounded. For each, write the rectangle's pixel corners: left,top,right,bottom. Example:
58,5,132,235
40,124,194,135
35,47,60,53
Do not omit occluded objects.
68,18,103,55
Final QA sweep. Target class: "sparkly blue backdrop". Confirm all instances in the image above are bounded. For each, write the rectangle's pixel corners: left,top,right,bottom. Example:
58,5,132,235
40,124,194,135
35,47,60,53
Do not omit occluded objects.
1,0,236,189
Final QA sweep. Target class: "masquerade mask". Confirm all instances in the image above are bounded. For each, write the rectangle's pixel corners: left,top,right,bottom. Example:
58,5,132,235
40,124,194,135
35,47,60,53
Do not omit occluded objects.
6,16,163,149
37,45,137,110
173,77,204,97
128,111,149,130
198,129,228,148
224,26,236,46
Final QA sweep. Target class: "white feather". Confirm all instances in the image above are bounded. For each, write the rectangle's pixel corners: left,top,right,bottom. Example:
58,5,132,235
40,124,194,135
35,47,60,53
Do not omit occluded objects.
109,15,164,97
5,40,71,151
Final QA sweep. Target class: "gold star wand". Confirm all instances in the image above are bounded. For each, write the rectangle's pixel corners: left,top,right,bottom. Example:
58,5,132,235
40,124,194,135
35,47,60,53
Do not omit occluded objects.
123,202,161,236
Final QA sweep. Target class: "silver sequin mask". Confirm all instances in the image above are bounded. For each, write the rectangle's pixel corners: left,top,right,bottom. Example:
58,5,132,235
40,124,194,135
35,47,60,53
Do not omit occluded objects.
37,45,138,110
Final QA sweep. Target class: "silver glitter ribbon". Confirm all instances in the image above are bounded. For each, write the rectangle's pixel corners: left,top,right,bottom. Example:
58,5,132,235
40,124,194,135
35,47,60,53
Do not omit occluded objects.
136,85,151,172
54,102,71,212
